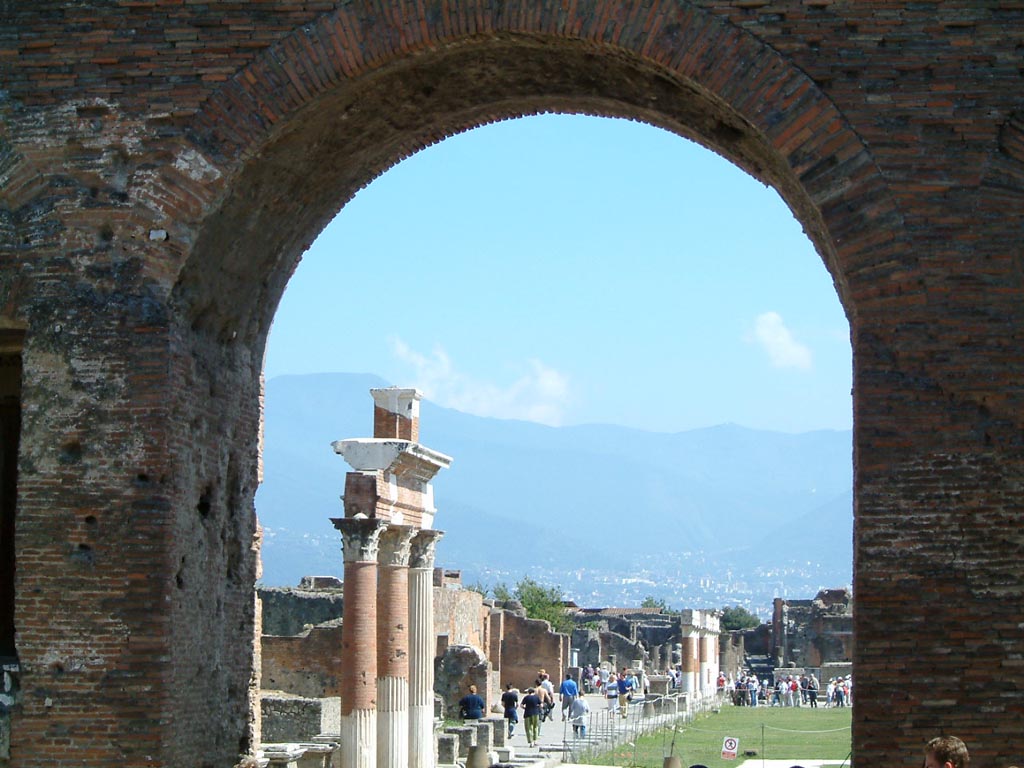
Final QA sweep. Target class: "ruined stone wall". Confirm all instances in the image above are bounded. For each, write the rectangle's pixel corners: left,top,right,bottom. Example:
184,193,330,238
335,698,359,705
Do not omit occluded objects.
433,585,488,649
720,632,745,679
775,590,854,668
262,622,344,698
571,628,601,668
498,614,568,691
599,631,646,672
2,3,1023,766
259,586,344,637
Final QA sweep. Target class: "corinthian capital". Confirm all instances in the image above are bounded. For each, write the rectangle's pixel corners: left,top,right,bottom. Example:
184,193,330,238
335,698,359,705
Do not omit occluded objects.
409,529,444,569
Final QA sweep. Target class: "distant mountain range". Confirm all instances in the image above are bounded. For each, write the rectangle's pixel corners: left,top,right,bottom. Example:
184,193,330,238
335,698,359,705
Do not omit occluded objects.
255,372,853,609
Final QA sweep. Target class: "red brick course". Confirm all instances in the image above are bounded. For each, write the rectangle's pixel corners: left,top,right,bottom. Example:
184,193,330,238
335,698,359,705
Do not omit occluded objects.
1,2,1022,765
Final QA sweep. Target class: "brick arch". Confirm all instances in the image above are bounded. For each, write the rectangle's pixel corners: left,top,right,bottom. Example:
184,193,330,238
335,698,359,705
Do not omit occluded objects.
175,0,902,348
4,3,1024,767
170,1,909,764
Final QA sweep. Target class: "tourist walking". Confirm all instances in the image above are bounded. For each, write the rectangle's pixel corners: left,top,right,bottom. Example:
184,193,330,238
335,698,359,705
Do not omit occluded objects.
568,694,591,738
521,687,542,747
559,673,579,721
605,674,620,714
535,677,555,722
617,670,633,718
501,683,519,737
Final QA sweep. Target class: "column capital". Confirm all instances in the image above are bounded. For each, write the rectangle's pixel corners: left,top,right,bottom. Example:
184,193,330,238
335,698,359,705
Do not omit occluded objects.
409,529,444,569
331,516,387,563
379,524,417,567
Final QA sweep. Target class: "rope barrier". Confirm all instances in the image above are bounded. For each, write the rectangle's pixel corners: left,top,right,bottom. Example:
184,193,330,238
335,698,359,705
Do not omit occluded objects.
675,723,849,735
763,725,852,734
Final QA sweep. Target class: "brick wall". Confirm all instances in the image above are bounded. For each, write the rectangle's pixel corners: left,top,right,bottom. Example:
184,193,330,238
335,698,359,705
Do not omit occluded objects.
1,2,1022,765
262,624,345,699
498,613,568,692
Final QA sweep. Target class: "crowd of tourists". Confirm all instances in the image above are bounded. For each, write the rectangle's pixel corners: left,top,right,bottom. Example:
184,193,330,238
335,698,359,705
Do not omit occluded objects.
726,671,852,708
456,663,658,747
457,668,594,747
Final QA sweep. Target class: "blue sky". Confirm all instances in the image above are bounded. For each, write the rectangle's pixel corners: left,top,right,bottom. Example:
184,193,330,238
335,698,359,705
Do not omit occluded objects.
263,114,852,434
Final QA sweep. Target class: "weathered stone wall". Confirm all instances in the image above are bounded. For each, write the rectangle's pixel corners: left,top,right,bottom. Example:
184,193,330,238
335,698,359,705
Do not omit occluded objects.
260,695,326,744
262,621,344,699
435,645,490,718
260,586,344,637
600,631,647,672
433,585,488,649
498,614,568,692
1,3,1022,766
720,632,745,679
773,590,853,668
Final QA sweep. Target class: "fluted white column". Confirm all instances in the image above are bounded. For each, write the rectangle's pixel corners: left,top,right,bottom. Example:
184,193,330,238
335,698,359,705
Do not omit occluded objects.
408,530,443,768
378,526,415,768
699,632,710,699
333,517,386,768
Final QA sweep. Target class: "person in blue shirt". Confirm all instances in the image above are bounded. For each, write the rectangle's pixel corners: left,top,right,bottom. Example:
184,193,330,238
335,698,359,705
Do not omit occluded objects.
458,684,485,720
558,673,579,721
501,683,519,737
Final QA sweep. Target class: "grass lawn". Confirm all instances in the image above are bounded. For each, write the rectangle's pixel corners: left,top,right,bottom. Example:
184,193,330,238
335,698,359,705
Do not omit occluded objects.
590,704,852,768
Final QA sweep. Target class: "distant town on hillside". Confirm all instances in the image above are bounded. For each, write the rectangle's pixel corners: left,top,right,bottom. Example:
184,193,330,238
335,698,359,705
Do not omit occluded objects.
256,372,853,618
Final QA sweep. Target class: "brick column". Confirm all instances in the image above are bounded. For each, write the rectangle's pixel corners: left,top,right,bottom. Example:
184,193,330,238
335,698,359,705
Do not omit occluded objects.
377,525,415,768
333,517,387,768
408,529,443,768
680,631,697,699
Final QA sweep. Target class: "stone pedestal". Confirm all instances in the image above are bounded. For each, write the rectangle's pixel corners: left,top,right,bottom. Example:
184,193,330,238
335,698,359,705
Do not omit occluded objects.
436,734,458,766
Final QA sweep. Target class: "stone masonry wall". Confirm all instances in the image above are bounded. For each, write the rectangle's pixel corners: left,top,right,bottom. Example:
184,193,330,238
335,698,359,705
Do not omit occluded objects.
1,3,1022,766
498,614,568,692
260,586,344,637
433,585,488,649
262,622,345,699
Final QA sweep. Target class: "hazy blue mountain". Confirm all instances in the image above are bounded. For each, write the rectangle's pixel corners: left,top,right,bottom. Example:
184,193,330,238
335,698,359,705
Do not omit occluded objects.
256,372,853,606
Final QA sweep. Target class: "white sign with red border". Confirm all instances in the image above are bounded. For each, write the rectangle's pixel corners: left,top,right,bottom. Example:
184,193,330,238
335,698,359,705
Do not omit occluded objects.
721,736,739,759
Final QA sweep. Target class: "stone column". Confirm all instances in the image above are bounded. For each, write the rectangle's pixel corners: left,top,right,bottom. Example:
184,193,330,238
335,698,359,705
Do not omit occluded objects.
680,630,697,698
334,517,387,768
408,529,443,768
377,525,415,768
698,632,710,698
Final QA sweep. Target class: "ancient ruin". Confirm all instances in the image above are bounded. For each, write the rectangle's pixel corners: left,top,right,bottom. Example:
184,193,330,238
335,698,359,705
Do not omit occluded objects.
1,3,1023,766
330,388,450,768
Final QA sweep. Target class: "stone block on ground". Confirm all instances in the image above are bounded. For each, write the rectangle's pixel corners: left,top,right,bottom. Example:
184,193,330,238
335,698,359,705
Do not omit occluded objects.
437,733,459,765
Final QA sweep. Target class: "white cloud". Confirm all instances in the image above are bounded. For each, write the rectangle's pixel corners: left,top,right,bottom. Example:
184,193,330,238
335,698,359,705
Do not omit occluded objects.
752,312,813,370
389,338,571,425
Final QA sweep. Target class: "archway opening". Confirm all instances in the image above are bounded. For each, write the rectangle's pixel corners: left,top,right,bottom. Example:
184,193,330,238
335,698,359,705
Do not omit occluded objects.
173,20,885,763
257,113,854,606
253,114,854,752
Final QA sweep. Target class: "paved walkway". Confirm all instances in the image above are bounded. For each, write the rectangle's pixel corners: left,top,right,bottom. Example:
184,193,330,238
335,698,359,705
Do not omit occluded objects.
499,696,849,768
503,691,694,767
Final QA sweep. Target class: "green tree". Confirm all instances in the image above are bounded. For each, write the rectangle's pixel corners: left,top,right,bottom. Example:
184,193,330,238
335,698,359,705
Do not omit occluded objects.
491,582,512,602
641,596,669,612
719,605,761,631
514,577,575,634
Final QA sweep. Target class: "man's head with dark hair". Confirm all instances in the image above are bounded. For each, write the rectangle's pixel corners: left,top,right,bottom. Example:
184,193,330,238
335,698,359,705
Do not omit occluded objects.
925,736,969,768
